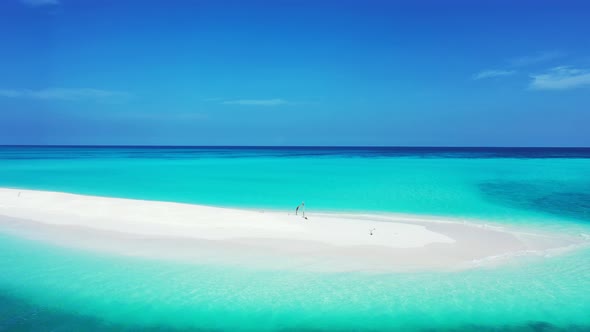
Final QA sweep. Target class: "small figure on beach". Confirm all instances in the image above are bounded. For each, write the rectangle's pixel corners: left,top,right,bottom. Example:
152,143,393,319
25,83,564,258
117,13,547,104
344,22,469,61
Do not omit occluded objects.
295,201,306,219
369,228,376,236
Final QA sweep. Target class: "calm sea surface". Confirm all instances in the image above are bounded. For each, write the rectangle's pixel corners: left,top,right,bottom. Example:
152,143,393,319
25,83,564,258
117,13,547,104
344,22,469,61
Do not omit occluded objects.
1,146,589,331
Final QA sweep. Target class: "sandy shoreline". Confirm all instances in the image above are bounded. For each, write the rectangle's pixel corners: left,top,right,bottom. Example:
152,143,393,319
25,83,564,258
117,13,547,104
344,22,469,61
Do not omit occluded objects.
0,188,585,272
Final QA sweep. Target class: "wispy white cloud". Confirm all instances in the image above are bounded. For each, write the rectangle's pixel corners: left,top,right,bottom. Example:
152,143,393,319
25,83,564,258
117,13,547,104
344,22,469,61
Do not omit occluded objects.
21,0,60,7
530,66,590,90
0,88,130,101
509,51,564,67
474,51,565,80
116,111,208,121
221,98,288,106
473,69,516,80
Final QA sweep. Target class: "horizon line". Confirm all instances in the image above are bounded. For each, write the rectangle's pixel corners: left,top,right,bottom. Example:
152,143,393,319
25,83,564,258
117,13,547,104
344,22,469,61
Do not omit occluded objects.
1,145,590,149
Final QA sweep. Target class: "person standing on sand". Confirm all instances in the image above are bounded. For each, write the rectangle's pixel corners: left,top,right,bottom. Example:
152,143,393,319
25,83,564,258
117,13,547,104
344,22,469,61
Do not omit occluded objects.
295,201,305,218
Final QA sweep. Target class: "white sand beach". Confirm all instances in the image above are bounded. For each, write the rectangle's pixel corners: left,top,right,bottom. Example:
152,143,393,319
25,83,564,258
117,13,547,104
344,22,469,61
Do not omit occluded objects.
0,188,585,272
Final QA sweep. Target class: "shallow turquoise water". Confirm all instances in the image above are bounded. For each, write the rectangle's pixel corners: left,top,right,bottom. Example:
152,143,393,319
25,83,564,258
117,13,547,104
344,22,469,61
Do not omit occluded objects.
1,233,589,331
1,147,590,227
1,147,590,331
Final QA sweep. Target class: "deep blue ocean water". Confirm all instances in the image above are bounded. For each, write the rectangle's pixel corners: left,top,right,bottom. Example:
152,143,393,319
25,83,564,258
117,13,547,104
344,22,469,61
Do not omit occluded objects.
1,146,589,331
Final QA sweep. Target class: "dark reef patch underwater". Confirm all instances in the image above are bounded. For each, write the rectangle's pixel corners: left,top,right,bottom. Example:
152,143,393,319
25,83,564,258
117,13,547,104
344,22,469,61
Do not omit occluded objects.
478,181,590,223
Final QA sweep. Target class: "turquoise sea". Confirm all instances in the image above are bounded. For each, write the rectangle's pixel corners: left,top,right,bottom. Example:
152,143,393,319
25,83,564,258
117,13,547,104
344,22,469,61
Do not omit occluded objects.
1,146,590,331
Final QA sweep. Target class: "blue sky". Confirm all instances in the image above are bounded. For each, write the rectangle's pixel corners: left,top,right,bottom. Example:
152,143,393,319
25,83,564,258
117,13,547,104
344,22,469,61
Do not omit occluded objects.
1,0,589,146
